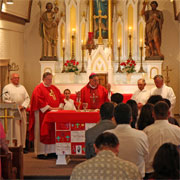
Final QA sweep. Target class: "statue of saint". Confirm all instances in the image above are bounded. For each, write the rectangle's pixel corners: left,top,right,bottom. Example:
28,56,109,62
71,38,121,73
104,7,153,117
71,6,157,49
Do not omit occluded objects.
94,0,108,39
141,1,164,59
39,2,59,60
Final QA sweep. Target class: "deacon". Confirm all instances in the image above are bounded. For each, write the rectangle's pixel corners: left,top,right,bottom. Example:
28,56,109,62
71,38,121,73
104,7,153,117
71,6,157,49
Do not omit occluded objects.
29,72,62,159
80,73,109,109
2,73,30,148
151,75,176,110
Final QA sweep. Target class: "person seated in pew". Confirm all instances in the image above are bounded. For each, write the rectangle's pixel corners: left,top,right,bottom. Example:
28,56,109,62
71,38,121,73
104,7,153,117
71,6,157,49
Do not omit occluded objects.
85,102,116,159
110,93,123,107
106,103,149,178
71,132,141,180
59,89,76,110
152,143,180,180
0,122,12,178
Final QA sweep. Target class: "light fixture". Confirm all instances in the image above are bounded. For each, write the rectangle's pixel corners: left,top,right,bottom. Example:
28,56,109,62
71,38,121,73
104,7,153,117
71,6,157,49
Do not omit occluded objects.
6,0,14,5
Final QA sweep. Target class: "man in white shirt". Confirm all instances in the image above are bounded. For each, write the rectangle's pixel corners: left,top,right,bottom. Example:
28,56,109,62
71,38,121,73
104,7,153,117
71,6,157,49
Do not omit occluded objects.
106,83,112,101
143,101,180,177
2,73,30,148
131,78,150,109
151,75,176,110
107,103,149,178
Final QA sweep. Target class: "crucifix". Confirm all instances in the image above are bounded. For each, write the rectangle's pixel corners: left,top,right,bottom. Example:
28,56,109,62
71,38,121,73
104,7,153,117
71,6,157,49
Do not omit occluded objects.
90,93,98,104
49,89,56,100
163,66,172,86
93,9,107,45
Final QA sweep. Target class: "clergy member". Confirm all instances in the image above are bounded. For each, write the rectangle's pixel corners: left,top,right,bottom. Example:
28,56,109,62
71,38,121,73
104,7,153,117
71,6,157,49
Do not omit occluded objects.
131,79,150,109
2,73,30,149
80,73,109,109
29,72,62,159
150,75,176,110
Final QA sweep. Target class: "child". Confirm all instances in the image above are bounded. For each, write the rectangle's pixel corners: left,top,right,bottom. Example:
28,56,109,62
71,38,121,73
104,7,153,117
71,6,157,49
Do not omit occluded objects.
60,89,76,110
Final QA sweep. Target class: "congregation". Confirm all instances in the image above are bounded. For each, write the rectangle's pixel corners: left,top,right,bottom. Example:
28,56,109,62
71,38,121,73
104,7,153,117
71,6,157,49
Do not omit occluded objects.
1,72,180,179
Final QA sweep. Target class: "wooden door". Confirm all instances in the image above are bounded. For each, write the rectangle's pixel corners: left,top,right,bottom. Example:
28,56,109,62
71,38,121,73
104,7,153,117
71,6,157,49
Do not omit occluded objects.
97,73,108,87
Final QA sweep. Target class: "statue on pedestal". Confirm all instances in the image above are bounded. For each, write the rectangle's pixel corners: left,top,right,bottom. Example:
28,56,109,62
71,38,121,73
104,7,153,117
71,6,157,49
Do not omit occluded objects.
39,2,60,61
141,1,164,60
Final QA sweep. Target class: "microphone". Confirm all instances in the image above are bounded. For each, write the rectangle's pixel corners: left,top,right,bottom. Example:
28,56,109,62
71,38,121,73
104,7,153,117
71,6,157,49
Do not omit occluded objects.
0,91,8,97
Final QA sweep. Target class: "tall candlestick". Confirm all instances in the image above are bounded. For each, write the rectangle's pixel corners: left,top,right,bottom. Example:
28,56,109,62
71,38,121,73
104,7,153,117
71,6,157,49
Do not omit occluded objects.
117,39,122,73
80,40,86,73
138,43,145,73
61,45,65,73
71,29,75,59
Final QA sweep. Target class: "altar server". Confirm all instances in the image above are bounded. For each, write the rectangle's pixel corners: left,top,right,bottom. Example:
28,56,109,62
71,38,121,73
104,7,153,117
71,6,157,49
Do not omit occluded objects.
29,72,62,159
59,89,76,110
80,73,109,109
2,73,30,148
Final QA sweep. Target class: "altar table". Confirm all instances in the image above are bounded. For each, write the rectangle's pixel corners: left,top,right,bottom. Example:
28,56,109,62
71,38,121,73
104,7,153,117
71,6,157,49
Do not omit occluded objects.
42,110,100,164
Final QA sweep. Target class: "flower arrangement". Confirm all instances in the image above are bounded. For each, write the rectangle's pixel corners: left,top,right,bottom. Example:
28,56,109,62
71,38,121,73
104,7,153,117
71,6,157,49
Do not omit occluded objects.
120,59,136,73
64,59,79,73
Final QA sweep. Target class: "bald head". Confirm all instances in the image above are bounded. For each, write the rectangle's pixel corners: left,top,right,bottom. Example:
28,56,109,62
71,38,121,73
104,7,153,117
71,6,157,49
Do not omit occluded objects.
11,73,20,86
137,78,146,91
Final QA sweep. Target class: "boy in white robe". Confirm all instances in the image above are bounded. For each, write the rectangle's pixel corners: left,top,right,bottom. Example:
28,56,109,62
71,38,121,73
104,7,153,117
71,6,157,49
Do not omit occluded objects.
60,89,76,110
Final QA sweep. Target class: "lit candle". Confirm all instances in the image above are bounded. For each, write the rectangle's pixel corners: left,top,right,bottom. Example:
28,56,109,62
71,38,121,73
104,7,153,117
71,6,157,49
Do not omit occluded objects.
118,39,121,47
72,28,75,36
128,26,132,35
62,40,65,48
81,39,84,45
140,39,143,47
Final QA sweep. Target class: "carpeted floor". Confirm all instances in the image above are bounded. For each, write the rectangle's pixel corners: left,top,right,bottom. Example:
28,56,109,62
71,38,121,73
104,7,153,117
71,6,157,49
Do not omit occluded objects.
24,152,86,180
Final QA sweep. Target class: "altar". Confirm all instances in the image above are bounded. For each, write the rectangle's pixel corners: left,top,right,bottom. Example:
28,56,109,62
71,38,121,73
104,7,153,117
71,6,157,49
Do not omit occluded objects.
38,0,164,94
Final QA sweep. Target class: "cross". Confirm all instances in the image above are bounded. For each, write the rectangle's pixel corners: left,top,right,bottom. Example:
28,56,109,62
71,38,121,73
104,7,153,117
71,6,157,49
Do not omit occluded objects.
66,135,70,141
163,66,172,86
90,93,98,104
0,108,14,133
49,89,56,100
56,136,61,142
93,9,107,44
75,123,80,128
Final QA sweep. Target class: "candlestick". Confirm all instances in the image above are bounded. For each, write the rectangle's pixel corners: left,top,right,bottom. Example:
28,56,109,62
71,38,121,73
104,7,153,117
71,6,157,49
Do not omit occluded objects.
86,32,96,55
128,32,132,59
138,44,145,73
116,40,122,73
71,29,75,59
80,41,86,73
61,45,65,73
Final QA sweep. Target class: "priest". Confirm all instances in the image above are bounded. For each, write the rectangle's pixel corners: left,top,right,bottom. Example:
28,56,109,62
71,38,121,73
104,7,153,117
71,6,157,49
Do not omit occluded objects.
29,72,62,159
80,73,109,109
2,73,30,149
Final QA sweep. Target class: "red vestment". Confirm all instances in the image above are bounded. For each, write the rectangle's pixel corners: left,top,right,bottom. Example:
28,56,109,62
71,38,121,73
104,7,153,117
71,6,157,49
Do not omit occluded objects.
29,83,62,144
81,83,109,109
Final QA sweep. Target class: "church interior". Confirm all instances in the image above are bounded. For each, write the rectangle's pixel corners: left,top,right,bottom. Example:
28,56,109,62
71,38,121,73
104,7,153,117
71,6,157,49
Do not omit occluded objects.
0,0,180,179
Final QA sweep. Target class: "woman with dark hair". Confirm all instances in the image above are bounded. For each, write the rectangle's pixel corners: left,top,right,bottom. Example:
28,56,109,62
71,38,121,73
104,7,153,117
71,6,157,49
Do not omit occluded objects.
137,103,154,130
152,143,180,179
126,100,138,128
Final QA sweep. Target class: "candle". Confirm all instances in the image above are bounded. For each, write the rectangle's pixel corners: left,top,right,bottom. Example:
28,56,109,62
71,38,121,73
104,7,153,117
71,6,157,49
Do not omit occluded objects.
128,26,132,35
140,39,143,47
62,40,65,48
81,40,84,45
72,28,75,36
118,39,121,47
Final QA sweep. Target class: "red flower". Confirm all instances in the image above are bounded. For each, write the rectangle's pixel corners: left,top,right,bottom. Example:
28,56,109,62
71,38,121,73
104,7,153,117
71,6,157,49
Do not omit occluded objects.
64,63,67,66
67,60,69,63
76,62,79,65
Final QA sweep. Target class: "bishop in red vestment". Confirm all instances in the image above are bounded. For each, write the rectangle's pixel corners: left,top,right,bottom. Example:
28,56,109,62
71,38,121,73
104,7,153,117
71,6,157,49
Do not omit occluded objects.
81,73,109,109
29,72,62,159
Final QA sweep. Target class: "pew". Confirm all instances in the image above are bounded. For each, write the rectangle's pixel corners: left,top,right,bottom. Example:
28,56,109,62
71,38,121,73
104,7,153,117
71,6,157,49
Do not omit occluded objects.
1,146,23,179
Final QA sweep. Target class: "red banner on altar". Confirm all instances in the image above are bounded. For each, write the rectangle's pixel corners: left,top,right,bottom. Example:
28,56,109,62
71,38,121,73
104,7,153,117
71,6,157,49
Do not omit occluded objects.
71,122,85,131
71,142,85,154
56,131,71,143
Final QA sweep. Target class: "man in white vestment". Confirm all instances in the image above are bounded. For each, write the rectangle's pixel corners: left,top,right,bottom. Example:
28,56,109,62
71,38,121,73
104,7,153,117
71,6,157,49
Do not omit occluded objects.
150,75,176,110
131,79,150,109
2,73,30,148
